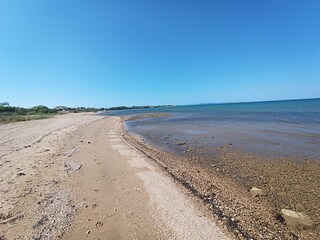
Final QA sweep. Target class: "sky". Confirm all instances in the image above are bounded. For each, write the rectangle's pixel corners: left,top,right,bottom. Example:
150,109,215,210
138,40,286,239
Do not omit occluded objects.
0,0,319,108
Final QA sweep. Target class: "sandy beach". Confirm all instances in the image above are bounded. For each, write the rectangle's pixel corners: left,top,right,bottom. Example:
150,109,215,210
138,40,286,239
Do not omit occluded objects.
0,114,230,240
2,0,319,238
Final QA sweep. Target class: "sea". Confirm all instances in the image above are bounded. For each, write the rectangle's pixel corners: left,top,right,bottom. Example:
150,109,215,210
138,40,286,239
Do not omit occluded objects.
102,98,320,159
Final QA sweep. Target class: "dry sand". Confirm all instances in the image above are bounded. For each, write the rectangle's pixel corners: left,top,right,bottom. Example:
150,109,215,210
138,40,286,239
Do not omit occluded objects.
0,114,230,239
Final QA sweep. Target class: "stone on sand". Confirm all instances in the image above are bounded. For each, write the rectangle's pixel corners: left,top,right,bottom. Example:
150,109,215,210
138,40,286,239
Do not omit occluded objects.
250,187,264,197
280,209,313,230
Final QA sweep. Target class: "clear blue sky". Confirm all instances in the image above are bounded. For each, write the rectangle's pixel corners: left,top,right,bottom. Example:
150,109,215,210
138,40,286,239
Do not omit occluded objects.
0,0,319,108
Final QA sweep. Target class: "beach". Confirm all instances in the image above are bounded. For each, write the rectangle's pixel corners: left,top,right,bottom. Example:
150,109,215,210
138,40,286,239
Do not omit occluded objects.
1,110,319,239
2,0,319,239
0,114,229,240
101,99,320,239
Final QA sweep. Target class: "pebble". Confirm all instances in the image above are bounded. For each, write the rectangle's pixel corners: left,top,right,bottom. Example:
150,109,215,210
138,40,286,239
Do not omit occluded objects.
96,221,103,228
250,187,264,197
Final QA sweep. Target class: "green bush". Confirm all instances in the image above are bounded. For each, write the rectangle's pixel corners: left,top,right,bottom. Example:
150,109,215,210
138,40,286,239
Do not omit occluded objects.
30,105,50,114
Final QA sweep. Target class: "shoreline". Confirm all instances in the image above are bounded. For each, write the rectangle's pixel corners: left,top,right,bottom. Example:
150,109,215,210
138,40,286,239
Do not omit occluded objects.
120,117,320,239
0,114,230,240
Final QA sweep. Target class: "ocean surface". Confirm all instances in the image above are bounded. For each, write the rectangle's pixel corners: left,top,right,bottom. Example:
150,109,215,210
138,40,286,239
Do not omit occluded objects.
102,98,320,158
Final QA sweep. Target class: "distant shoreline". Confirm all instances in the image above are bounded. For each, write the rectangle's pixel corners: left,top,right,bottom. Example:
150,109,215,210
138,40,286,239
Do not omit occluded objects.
184,97,320,107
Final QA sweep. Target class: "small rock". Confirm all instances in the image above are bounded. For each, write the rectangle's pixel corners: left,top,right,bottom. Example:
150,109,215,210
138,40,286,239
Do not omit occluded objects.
92,203,98,208
82,202,89,208
87,141,91,144
250,187,264,197
96,221,103,228
17,172,26,176
176,141,186,146
280,209,313,230
86,230,90,234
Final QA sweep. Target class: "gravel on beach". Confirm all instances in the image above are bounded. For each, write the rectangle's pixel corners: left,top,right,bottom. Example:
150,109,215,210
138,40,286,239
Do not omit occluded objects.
122,121,320,240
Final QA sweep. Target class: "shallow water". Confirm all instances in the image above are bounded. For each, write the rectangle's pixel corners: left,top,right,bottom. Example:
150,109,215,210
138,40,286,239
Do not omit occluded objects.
102,98,320,158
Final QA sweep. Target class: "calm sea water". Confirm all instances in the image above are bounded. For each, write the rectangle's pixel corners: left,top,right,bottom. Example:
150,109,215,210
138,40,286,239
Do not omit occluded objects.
102,99,320,158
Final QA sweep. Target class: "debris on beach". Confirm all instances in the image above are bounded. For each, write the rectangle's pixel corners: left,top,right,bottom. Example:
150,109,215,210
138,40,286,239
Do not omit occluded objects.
176,141,186,146
64,161,82,174
66,147,81,158
250,187,264,197
0,212,24,225
32,215,49,229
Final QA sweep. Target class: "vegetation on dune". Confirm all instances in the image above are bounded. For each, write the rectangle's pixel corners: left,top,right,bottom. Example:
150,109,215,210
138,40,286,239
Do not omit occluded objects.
0,103,104,123
0,101,173,124
0,114,53,123
0,104,57,123
68,107,106,113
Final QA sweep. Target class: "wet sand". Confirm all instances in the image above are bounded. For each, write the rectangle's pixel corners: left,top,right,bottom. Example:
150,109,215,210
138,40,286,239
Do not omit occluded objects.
0,114,230,239
121,118,320,239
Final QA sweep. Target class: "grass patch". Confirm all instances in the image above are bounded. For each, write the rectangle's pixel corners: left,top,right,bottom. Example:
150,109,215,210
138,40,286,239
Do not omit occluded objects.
0,114,54,124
